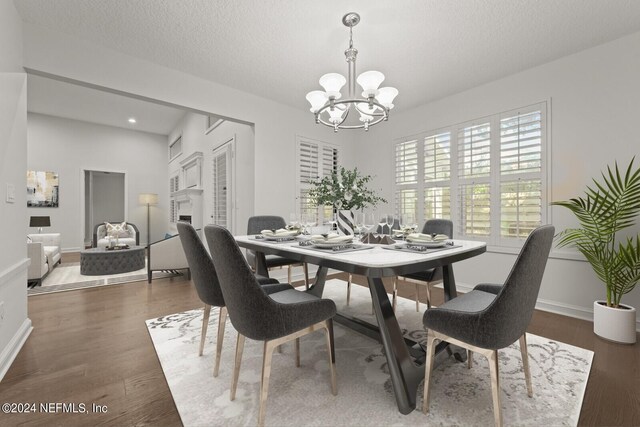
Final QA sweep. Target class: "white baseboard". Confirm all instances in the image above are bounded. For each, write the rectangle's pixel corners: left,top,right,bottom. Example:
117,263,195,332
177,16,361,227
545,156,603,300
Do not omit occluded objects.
62,247,82,253
0,318,32,382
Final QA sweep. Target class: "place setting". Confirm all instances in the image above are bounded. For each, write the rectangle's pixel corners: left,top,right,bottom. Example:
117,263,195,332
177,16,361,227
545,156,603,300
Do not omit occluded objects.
383,232,461,253
298,232,374,253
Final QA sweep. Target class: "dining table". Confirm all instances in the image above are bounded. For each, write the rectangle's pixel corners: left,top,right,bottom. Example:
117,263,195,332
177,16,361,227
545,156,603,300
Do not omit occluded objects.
235,234,487,415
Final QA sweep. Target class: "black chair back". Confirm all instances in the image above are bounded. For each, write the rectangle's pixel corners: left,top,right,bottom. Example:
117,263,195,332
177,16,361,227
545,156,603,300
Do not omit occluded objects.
177,222,225,307
246,216,287,267
422,219,453,237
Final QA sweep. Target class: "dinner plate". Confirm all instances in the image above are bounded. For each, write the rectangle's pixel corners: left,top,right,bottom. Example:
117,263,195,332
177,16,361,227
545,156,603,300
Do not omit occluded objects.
311,240,353,248
404,240,447,248
262,235,296,241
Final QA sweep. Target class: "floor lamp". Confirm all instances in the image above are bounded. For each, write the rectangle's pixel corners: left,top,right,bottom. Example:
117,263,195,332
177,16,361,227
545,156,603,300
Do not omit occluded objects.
139,193,158,248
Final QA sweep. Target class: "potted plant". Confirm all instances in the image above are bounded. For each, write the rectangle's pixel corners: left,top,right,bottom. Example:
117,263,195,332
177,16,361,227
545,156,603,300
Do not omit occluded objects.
552,158,640,344
308,166,386,234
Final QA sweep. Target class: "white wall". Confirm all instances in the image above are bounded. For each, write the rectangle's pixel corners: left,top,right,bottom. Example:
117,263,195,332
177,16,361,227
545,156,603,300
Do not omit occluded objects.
352,31,640,328
0,0,31,381
27,113,169,249
22,25,355,224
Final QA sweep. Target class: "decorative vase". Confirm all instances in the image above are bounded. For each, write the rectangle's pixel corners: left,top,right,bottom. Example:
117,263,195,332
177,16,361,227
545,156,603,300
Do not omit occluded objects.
337,210,355,235
593,300,637,344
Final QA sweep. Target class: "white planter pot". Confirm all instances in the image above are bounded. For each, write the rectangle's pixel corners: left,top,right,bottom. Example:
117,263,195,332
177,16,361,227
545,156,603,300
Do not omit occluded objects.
593,301,637,344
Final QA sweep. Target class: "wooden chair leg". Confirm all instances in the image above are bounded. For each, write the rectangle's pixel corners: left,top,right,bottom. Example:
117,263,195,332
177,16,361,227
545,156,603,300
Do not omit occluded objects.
467,349,473,369
422,332,438,414
488,350,503,427
199,304,211,356
258,340,276,427
303,263,310,290
214,306,227,377
346,274,352,305
295,338,300,367
287,265,292,284
324,318,338,395
415,283,420,312
230,333,245,401
425,282,432,309
520,334,533,397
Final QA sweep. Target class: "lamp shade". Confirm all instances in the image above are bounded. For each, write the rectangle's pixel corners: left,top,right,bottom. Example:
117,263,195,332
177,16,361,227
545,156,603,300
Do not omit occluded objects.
139,193,159,205
357,70,385,97
326,104,346,124
29,216,50,227
306,90,327,113
319,73,346,99
376,87,399,109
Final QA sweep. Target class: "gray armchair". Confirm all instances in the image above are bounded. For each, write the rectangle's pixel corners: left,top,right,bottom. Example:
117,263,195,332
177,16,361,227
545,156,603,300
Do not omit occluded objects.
402,219,454,311
204,224,337,427
176,223,290,377
422,225,555,427
247,216,309,287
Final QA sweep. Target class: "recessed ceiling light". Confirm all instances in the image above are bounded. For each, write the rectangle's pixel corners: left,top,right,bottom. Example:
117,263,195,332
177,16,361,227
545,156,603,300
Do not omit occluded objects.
128,118,137,124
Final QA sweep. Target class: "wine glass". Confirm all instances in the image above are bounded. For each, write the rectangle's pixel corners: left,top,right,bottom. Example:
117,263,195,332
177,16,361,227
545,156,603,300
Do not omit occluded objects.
386,214,395,238
304,213,317,235
355,211,366,238
289,213,300,232
377,213,387,236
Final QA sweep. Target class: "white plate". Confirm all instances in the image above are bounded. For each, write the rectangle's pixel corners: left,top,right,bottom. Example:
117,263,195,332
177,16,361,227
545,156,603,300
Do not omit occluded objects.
311,240,353,248
262,235,297,241
404,240,447,248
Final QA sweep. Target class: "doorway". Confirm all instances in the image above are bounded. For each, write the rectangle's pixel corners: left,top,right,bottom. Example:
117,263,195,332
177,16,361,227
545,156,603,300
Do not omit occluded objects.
84,170,126,246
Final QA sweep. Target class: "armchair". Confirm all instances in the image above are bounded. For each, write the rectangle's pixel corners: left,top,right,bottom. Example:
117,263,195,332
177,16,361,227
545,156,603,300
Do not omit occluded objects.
27,233,62,286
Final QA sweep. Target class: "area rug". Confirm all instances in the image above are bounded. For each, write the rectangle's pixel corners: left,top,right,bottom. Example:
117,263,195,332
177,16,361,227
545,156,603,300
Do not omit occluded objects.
28,262,183,296
146,280,593,426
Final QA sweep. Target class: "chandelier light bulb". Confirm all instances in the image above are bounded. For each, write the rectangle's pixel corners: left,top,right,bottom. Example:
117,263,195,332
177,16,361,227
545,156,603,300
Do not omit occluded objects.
358,111,373,123
306,90,327,113
376,87,399,109
319,73,346,99
357,70,385,98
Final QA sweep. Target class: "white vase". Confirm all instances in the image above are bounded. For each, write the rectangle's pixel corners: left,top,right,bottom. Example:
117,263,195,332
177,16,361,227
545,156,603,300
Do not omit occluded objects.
593,300,637,344
337,210,355,235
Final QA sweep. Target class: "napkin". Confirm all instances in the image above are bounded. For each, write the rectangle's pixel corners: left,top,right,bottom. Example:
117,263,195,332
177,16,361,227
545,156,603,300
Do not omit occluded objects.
310,233,353,243
261,228,299,237
406,233,449,243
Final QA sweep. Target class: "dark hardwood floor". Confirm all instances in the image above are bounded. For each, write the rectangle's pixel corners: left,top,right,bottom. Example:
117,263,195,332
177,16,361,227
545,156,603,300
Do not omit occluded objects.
1,266,638,426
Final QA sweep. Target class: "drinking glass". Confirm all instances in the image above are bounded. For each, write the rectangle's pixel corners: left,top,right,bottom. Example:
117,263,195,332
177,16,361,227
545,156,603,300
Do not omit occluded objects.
304,213,317,235
386,214,395,238
355,211,366,237
363,212,375,235
377,213,387,236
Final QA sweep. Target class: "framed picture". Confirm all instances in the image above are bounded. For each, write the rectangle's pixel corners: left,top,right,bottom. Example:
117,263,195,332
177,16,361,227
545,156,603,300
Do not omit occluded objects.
27,170,59,207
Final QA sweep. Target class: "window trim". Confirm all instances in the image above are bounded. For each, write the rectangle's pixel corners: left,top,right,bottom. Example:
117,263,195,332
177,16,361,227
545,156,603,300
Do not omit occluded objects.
169,135,183,162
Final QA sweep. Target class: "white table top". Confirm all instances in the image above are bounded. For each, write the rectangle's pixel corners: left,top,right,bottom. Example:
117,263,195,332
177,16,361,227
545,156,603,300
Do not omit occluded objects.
235,235,486,269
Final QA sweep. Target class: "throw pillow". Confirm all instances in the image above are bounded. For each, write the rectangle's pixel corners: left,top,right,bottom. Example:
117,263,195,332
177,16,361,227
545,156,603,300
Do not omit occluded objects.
106,222,130,238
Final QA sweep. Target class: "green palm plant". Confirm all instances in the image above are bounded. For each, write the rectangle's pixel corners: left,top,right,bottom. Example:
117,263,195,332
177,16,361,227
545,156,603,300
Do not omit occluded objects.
551,158,640,308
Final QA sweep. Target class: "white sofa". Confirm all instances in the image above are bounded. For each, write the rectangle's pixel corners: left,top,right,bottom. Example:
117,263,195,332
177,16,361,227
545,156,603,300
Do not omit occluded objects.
147,233,191,283
93,222,140,248
27,233,62,285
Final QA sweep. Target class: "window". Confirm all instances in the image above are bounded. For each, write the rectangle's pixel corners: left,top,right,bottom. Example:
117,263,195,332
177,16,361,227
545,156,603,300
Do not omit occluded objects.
169,136,182,161
394,102,547,247
296,136,338,222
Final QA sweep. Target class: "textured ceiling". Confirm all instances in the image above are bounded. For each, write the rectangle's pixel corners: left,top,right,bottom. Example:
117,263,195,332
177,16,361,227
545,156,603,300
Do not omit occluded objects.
27,74,186,135
15,0,640,112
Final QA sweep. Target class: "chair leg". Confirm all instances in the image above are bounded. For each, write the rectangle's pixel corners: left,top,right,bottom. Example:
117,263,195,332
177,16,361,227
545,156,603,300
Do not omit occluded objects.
488,350,503,427
467,349,473,369
392,277,397,311
520,334,533,397
230,333,245,401
199,304,211,357
214,307,227,377
287,265,292,284
295,338,300,368
422,332,438,414
259,340,276,427
425,282,432,309
324,318,338,395
415,283,420,312
303,263,310,290
346,274,352,305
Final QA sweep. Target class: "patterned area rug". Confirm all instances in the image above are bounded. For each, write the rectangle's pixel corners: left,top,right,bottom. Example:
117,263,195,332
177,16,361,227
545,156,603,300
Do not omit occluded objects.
146,280,593,426
28,262,183,296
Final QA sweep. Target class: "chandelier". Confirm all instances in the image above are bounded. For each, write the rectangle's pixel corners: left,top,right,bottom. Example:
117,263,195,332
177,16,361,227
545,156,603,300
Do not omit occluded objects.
306,12,398,132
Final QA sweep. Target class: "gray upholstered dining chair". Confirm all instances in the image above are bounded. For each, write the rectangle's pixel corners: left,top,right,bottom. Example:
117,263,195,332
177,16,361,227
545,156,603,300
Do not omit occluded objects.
247,215,309,287
422,225,555,427
176,222,290,377
401,219,454,311
204,224,337,427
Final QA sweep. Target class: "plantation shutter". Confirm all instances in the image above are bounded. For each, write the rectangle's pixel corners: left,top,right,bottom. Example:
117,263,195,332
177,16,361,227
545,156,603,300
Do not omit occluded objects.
458,122,491,237
296,137,339,219
395,139,419,219
424,132,451,220
212,144,231,229
499,108,544,238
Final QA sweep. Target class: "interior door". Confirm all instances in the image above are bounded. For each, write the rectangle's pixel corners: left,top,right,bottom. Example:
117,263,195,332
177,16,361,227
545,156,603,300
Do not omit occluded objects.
212,142,232,230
